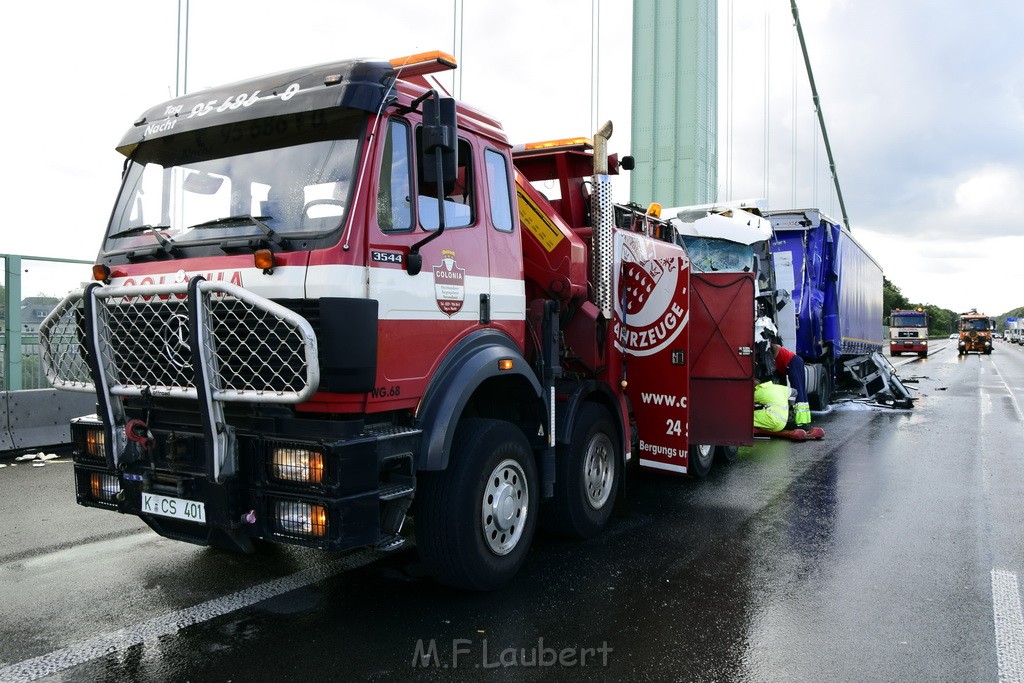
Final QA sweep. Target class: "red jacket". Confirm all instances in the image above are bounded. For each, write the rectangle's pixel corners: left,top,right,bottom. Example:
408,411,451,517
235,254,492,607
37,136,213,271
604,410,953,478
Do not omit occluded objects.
774,345,796,374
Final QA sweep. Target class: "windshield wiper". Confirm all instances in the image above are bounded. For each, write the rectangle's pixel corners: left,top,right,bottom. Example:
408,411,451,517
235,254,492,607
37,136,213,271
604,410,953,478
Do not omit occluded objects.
108,224,172,239
109,224,179,259
191,214,289,248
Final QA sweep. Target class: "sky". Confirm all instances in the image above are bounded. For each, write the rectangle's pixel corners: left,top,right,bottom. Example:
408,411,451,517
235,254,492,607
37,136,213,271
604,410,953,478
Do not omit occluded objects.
2,0,1022,316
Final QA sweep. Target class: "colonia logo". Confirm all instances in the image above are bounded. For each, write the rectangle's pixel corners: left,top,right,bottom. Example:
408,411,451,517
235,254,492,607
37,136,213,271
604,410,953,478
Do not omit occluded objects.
613,233,689,356
433,249,466,317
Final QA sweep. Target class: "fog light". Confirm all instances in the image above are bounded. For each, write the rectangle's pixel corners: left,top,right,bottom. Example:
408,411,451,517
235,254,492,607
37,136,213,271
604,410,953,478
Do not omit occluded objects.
271,447,324,484
79,430,107,462
273,500,327,538
89,472,120,502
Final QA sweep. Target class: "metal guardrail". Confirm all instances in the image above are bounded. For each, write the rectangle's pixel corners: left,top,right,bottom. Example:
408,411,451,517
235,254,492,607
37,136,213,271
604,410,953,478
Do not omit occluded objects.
0,338,48,391
2,253,92,392
2,253,95,453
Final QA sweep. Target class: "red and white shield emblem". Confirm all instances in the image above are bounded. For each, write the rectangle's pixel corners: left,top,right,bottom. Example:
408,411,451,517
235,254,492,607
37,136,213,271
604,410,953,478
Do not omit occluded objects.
433,249,466,316
613,232,689,356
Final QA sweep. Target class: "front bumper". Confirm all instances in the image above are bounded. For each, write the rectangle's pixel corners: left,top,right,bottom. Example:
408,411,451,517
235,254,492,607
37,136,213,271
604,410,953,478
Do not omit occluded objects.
70,416,416,552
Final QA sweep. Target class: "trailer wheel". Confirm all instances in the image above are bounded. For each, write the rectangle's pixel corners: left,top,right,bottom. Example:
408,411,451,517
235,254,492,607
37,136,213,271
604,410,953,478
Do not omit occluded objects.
715,445,739,464
542,403,618,538
688,444,715,478
415,418,538,591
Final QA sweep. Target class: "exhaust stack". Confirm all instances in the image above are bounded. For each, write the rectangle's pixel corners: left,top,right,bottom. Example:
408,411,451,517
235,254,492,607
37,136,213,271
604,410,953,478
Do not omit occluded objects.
591,121,615,319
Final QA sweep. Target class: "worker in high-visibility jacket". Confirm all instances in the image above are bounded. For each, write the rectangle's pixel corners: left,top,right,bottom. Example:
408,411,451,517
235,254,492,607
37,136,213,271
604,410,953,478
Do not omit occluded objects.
770,342,811,426
753,381,789,432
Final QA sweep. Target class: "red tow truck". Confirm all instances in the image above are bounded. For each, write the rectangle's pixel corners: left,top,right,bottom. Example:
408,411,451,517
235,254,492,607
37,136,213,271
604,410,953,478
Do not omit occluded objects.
40,51,754,589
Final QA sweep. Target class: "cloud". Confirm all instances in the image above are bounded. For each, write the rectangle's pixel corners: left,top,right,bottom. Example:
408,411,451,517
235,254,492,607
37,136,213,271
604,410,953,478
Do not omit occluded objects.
954,166,1024,213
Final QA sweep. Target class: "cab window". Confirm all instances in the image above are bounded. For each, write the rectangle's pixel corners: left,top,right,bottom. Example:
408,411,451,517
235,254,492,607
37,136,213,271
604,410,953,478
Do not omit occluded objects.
377,118,413,232
485,149,514,232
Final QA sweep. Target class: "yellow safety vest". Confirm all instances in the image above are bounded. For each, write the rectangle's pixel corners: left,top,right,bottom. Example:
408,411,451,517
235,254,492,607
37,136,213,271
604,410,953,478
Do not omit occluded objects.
754,381,789,432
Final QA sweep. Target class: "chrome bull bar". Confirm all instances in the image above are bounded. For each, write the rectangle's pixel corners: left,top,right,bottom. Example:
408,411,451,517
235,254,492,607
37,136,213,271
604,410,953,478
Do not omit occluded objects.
39,277,320,481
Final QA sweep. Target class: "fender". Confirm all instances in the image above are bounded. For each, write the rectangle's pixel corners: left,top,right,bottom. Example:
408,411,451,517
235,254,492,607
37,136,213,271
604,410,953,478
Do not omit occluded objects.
417,330,542,471
555,380,628,457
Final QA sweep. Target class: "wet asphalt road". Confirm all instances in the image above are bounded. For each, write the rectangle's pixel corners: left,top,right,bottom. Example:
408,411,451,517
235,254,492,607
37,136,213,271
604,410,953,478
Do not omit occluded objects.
1,339,1022,682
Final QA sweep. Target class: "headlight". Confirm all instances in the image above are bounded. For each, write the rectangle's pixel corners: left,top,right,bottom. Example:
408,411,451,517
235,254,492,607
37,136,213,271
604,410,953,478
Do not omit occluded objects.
89,472,120,502
273,500,327,538
271,446,324,485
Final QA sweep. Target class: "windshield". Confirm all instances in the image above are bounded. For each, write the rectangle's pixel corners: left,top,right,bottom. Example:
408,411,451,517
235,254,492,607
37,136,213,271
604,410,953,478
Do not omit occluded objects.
891,313,927,327
961,318,991,331
105,108,366,254
678,235,757,274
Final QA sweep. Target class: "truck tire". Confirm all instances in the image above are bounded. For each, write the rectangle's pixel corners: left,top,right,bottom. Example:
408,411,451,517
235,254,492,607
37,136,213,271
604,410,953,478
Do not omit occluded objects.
415,418,538,591
542,402,618,538
715,445,739,464
688,444,715,478
809,361,832,411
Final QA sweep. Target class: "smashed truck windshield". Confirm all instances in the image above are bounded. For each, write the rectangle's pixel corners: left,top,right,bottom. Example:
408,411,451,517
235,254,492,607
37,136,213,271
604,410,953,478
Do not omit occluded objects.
105,109,366,254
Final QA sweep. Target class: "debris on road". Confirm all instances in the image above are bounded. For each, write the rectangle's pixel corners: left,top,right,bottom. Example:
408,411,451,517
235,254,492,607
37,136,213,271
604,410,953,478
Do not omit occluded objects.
10,452,62,467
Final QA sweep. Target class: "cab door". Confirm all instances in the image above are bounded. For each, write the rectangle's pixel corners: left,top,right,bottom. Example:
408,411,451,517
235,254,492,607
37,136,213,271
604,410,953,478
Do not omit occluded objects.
366,117,491,409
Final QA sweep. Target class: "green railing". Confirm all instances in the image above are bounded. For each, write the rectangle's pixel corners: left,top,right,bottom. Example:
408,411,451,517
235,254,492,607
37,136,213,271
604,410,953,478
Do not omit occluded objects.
2,254,93,391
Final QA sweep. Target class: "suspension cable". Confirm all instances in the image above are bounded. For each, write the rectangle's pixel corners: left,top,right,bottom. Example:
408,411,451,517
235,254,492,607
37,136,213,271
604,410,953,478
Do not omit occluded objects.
790,0,851,229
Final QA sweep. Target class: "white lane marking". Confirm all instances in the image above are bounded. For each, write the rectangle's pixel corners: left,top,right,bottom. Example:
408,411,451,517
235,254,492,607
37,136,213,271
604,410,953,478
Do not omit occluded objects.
992,569,1024,683
990,357,1024,424
0,550,383,683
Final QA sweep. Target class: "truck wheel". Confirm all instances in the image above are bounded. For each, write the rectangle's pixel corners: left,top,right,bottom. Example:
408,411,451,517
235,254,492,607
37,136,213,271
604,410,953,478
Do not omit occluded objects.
415,418,538,591
542,402,618,538
688,444,714,478
809,362,832,411
715,445,739,464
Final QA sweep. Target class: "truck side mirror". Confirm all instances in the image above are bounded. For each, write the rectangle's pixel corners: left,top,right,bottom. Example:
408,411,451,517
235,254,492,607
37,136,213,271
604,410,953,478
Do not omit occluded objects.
421,96,458,196
407,94,459,276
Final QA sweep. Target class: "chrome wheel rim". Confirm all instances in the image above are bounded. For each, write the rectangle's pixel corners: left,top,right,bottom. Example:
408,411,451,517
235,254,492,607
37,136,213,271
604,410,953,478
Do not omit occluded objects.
584,433,614,510
481,458,529,556
694,444,713,467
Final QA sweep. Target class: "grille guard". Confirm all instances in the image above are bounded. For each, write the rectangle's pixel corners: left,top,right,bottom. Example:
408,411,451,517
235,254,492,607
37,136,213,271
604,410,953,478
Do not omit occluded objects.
40,278,320,481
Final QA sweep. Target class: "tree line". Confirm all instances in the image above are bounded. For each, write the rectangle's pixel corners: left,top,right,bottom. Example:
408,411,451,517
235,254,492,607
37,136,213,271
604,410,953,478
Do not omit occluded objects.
884,277,1024,335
